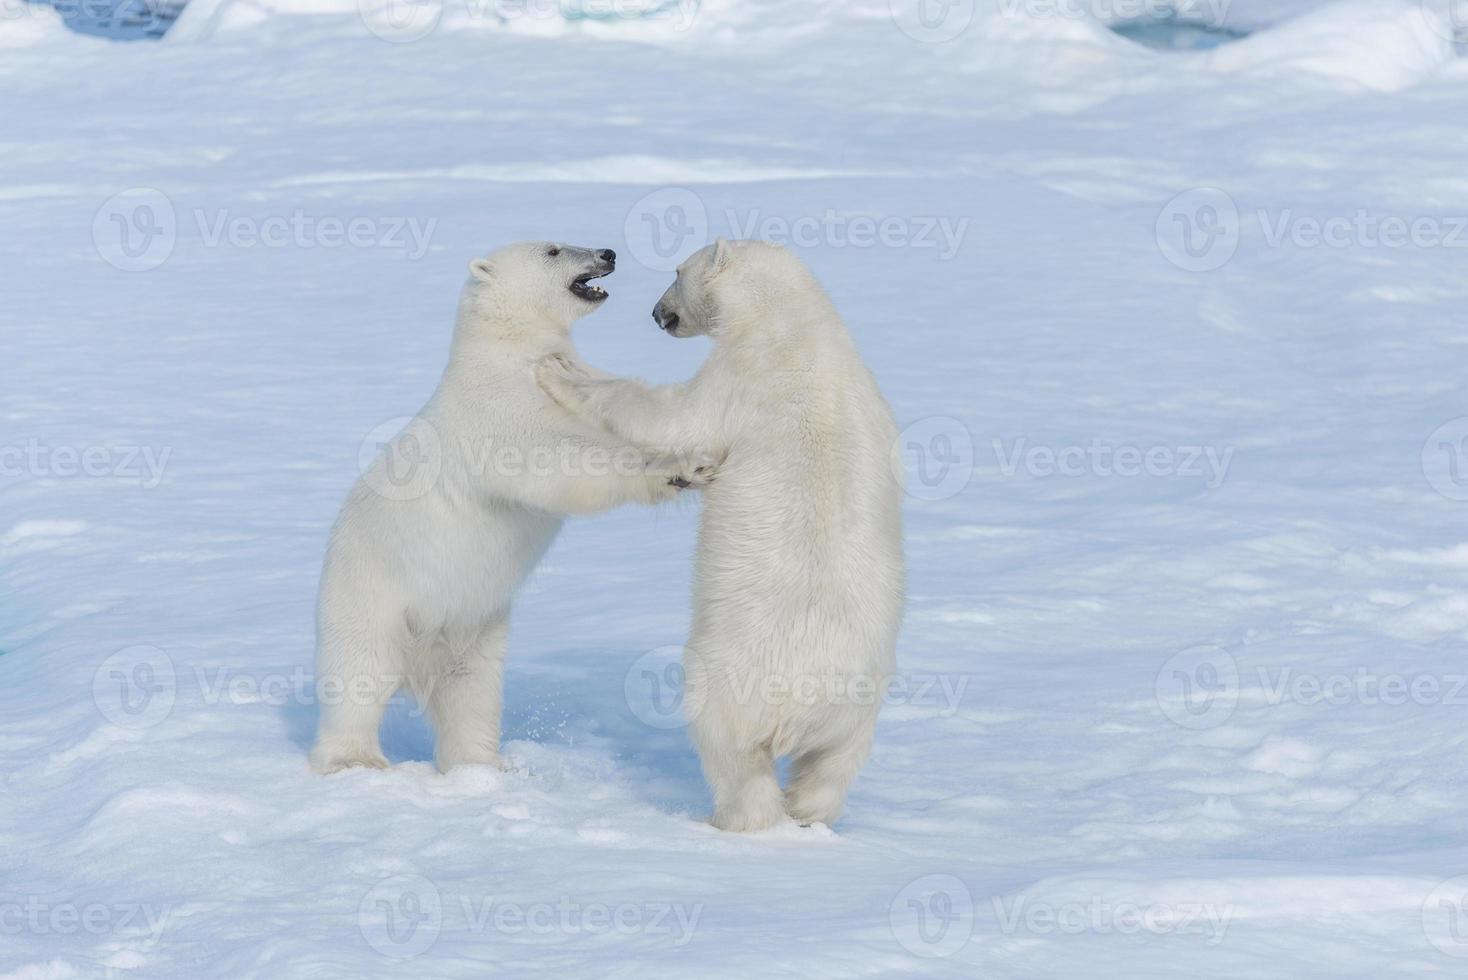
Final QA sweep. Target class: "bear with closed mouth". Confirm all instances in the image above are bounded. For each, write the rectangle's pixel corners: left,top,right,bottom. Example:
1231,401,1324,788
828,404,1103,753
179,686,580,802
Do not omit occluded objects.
538,239,905,831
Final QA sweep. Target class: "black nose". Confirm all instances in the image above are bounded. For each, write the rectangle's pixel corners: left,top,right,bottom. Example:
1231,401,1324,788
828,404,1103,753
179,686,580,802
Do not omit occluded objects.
597,249,616,264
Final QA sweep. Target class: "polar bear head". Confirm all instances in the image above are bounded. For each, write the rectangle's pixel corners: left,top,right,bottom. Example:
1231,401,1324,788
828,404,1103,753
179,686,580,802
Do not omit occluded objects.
461,241,618,337
652,239,818,339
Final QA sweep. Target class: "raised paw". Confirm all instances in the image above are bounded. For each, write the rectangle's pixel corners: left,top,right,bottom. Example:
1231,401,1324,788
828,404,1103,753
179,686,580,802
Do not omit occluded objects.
534,355,590,412
667,456,718,491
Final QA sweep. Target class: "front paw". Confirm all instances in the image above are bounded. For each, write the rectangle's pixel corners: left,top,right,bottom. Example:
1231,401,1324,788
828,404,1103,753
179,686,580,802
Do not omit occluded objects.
535,356,590,411
651,448,719,489
668,456,717,491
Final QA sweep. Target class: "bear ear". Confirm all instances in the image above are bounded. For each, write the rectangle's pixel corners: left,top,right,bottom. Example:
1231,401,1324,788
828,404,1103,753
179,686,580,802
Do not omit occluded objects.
469,257,494,282
710,237,732,273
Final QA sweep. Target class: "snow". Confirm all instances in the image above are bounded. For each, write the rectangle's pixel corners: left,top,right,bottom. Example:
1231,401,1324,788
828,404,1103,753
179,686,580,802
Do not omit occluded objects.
3,0,1468,976
0,2,86,45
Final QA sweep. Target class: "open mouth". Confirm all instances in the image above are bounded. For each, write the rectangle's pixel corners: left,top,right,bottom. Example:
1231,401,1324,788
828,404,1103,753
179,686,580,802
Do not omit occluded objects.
570,271,610,303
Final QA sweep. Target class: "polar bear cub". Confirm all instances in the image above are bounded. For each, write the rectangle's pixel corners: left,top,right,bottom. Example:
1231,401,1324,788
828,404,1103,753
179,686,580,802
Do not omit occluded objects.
311,242,707,775
538,240,905,831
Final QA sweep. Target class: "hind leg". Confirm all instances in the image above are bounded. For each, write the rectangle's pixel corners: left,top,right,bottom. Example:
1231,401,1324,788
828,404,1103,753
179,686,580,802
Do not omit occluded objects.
704,743,787,833
691,701,787,832
784,721,876,827
310,626,403,774
426,616,510,773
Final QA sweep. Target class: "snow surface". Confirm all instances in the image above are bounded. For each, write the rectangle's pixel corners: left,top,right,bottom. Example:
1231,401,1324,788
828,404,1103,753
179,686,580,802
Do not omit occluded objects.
3,1,1468,976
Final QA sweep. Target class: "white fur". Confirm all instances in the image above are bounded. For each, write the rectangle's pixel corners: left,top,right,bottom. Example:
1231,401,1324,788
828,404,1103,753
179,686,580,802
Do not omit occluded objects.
538,241,905,831
311,241,703,775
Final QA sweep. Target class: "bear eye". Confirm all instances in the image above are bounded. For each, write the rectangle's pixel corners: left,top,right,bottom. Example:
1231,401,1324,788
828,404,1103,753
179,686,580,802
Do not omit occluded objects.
547,247,560,257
